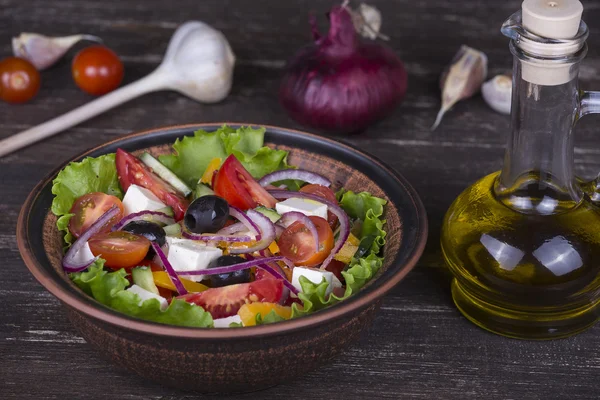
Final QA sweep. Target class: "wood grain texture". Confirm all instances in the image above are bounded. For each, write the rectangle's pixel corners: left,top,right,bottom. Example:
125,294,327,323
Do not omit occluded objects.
2,0,600,398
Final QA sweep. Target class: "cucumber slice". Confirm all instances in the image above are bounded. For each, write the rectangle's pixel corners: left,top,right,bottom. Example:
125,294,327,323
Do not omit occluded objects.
139,152,192,196
163,223,182,237
254,206,281,223
194,183,215,199
131,266,160,295
156,206,174,218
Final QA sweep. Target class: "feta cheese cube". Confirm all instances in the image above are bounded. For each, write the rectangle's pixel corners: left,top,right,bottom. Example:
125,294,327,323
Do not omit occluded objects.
126,284,168,311
72,242,95,265
165,236,191,248
122,184,166,216
275,198,328,219
213,315,243,328
167,240,222,282
292,267,338,296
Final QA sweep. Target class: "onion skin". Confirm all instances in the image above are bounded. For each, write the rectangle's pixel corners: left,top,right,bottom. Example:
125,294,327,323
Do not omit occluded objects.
279,6,408,134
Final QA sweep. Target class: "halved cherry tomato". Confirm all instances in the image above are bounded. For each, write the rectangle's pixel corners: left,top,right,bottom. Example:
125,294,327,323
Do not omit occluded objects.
68,192,124,238
277,216,334,267
88,231,150,269
115,148,189,220
178,279,284,319
299,184,339,228
213,154,276,210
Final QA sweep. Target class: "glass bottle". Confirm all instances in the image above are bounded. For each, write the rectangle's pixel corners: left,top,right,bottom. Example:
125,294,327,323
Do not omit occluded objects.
441,0,600,339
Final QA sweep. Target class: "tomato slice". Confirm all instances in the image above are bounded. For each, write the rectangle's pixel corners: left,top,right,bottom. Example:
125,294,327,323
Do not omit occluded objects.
88,231,151,269
115,148,189,220
68,192,124,238
324,259,346,282
213,154,277,210
178,279,284,319
299,184,339,228
277,216,334,267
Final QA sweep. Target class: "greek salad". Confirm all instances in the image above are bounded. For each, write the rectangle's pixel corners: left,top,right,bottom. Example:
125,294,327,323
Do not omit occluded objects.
51,125,387,328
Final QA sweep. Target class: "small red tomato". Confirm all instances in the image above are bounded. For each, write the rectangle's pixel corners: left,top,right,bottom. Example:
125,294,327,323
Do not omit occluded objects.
0,57,41,104
72,45,124,96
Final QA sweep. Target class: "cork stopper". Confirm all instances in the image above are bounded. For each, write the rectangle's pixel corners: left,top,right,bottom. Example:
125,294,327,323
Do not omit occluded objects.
522,0,583,39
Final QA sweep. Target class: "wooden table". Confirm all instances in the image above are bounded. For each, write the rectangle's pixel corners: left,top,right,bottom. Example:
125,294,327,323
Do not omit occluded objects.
2,1,600,398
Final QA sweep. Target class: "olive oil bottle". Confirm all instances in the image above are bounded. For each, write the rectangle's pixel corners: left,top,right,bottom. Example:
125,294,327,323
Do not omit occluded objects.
441,0,600,339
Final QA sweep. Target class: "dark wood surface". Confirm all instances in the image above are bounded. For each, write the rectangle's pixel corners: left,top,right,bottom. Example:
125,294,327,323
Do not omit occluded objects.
2,1,600,399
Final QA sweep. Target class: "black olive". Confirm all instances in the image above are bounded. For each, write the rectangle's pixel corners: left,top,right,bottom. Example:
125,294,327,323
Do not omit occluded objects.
122,221,166,258
208,255,251,287
184,195,229,234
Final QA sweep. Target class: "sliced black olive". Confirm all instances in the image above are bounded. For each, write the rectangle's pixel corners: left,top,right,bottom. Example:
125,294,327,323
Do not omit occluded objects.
184,195,229,234
208,255,251,287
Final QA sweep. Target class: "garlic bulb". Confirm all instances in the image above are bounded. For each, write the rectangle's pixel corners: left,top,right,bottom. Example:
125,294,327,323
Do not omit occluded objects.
350,3,389,40
432,45,488,130
12,33,101,70
482,74,512,115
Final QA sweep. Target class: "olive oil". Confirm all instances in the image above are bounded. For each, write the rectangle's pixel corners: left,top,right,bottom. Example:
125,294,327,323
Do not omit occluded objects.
442,172,600,339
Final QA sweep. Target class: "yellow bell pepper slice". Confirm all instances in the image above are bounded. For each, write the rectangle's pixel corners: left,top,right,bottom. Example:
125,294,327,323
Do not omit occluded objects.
200,157,222,184
238,302,292,326
334,233,360,264
268,241,280,254
152,271,209,293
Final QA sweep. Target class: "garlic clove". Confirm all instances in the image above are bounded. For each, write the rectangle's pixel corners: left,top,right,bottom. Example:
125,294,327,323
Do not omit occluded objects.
350,3,390,40
12,33,102,70
432,45,488,130
482,74,512,115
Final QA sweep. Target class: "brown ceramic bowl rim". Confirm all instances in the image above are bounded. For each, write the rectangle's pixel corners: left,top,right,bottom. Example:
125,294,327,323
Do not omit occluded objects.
17,123,428,339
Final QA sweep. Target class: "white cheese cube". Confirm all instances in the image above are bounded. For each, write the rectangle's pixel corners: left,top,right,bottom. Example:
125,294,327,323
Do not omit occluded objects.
126,284,168,311
165,236,190,248
292,267,337,296
275,198,328,220
167,240,222,282
213,315,243,328
72,242,95,265
122,184,166,216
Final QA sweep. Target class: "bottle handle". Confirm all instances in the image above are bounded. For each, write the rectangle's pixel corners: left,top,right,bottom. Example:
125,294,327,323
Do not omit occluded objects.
578,91,600,201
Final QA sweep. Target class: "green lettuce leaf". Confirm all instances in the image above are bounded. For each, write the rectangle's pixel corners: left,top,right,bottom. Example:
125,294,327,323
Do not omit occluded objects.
158,125,289,186
70,260,213,328
291,190,387,318
51,154,123,245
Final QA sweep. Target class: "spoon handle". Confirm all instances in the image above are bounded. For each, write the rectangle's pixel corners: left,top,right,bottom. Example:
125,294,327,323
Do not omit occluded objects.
0,70,167,158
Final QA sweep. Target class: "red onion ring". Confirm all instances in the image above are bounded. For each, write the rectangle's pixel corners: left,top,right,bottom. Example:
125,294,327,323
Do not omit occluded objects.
279,211,319,252
151,242,188,295
267,190,350,270
229,206,260,237
258,169,331,187
178,256,299,295
216,222,246,235
228,209,276,254
112,210,175,231
62,205,121,273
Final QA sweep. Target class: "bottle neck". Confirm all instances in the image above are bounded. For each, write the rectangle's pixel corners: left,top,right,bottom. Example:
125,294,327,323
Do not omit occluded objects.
495,55,582,214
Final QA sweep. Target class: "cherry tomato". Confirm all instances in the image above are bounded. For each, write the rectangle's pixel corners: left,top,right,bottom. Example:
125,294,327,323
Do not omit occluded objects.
68,192,124,238
0,57,40,104
178,279,284,319
72,45,124,96
213,154,277,210
89,231,151,269
325,259,346,282
278,216,334,267
299,184,339,228
115,148,189,220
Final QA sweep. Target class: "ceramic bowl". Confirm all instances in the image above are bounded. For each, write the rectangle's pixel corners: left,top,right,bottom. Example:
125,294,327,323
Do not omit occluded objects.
17,124,427,393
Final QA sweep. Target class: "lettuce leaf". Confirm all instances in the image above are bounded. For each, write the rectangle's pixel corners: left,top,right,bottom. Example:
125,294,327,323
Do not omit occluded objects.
51,154,123,245
158,125,289,186
70,260,213,328
291,190,387,318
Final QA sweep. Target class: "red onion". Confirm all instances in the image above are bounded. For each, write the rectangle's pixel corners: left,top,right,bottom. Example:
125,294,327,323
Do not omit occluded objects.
151,242,188,295
229,206,260,237
178,256,299,295
279,211,319,252
258,169,330,187
229,209,276,254
217,222,246,235
62,205,121,273
112,210,175,231
268,190,350,270
279,5,408,134
182,230,253,243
